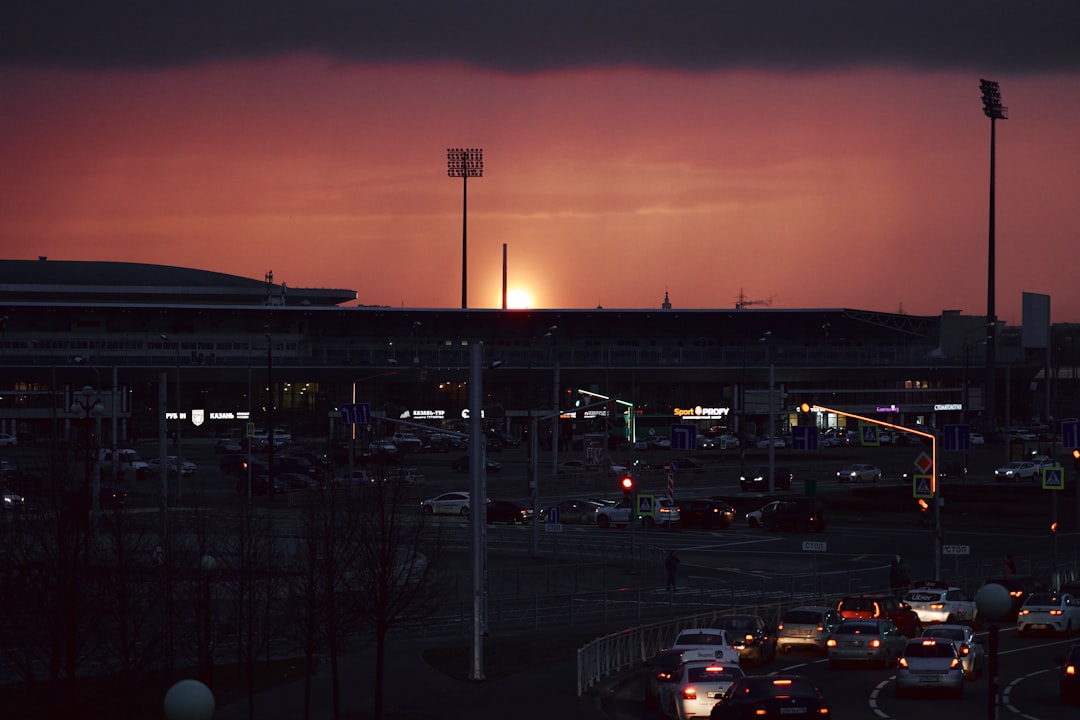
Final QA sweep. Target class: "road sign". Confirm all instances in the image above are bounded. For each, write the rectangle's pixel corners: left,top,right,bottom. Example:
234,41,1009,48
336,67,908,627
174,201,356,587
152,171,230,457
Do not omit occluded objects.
151,544,166,566
860,423,879,447
1043,466,1066,490
637,494,655,515
912,474,933,498
545,523,564,533
914,452,933,475
792,426,820,451
670,424,696,451
942,424,971,452
1063,420,1080,448
546,506,561,524
340,402,371,425
942,544,970,556
802,540,827,553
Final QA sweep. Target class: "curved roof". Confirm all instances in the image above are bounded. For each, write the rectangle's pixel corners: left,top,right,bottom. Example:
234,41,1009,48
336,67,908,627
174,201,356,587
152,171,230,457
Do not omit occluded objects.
0,259,356,306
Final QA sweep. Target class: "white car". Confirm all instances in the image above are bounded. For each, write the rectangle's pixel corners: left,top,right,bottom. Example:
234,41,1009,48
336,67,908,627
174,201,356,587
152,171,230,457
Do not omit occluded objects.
149,456,198,477
715,434,741,449
903,585,976,625
2,489,25,512
419,491,471,516
1017,592,1080,635
659,661,744,720
969,432,985,446
745,501,780,529
670,628,740,664
0,433,17,447
920,624,984,679
755,435,786,448
994,461,1038,483
836,463,881,483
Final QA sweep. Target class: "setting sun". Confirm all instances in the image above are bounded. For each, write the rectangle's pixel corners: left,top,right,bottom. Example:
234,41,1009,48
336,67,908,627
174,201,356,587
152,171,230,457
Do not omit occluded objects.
506,289,532,309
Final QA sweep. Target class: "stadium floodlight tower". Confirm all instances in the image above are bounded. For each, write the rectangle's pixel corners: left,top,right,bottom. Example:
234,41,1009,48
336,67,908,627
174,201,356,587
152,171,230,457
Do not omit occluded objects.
447,148,484,309
979,79,1007,437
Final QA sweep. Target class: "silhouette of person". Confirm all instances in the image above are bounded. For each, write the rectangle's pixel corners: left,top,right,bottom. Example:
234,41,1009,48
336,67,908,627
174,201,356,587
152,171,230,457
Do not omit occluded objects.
665,550,680,591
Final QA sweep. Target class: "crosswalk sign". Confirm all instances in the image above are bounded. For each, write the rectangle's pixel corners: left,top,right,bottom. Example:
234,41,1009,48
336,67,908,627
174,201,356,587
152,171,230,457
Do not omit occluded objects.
860,423,879,447
912,474,933,499
637,494,655,515
1043,466,1065,491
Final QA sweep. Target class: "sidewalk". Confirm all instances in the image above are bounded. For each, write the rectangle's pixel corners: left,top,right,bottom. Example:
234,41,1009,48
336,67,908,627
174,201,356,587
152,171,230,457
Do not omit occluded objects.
214,631,610,720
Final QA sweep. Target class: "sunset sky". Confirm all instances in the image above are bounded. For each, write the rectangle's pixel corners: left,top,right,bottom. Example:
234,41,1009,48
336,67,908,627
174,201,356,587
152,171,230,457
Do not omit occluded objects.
3,3,1080,323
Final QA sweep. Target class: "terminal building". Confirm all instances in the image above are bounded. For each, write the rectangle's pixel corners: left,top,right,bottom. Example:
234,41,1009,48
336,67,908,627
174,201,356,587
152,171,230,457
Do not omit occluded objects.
0,257,1071,452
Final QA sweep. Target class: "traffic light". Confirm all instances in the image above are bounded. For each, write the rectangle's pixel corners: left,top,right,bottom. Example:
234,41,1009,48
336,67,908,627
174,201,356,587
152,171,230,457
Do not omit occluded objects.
917,498,929,525
620,475,635,498
1072,448,1080,471
1051,521,1059,538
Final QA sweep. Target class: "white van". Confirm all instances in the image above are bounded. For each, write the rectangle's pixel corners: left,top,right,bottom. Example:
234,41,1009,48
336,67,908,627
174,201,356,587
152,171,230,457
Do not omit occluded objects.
99,448,150,481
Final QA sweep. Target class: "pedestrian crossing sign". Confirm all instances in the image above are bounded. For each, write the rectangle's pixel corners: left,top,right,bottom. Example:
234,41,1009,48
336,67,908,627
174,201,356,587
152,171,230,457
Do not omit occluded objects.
637,494,655,515
1042,466,1065,491
912,474,933,499
860,423,879,447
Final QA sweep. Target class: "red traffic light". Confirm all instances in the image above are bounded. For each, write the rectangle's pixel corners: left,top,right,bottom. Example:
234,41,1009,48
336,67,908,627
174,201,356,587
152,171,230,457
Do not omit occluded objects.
1051,521,1059,535
917,498,929,512
620,476,634,492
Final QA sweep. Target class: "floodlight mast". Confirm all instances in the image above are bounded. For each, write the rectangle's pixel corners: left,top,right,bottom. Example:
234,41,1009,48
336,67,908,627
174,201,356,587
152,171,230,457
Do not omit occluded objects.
979,80,1007,439
447,148,484,309
803,402,942,580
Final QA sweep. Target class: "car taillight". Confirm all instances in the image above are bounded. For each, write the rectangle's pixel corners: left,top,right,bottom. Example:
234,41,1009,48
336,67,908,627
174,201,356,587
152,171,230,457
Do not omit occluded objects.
1019,609,1030,615
950,658,960,669
826,639,837,647
869,639,881,648
898,657,909,668
816,625,825,632
1051,609,1064,616
1067,665,1077,676
683,686,697,700
958,643,970,656
929,603,944,610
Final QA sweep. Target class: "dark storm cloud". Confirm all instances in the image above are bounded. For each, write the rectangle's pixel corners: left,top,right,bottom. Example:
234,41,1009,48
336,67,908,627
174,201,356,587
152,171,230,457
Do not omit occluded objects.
3,1,1078,73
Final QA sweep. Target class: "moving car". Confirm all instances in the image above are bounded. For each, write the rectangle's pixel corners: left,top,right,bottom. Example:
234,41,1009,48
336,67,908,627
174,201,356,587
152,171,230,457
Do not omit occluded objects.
838,593,922,637
679,499,737,529
895,637,964,698
671,628,741,664
776,606,842,655
595,496,680,528
826,618,908,668
1018,592,1080,635
709,674,829,720
739,467,793,492
981,575,1048,620
715,614,776,666
419,491,470,516
645,648,687,709
920,624,984,679
539,499,601,525
836,463,881,483
758,498,827,532
1061,644,1080,704
659,661,744,720
903,584,977,625
994,461,1038,483
485,499,529,524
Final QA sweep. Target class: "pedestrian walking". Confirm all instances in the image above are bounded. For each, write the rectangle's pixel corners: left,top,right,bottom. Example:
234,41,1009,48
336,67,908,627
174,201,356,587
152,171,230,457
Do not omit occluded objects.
1005,554,1017,575
665,550,680,591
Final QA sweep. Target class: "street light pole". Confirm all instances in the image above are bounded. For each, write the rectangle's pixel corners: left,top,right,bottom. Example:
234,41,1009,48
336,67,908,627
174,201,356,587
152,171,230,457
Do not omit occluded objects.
70,385,104,515
447,148,484,309
468,343,485,680
980,79,1007,438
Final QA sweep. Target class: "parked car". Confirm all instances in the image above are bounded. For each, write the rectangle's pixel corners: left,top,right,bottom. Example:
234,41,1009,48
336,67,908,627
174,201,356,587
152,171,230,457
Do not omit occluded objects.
777,606,842,655
219,454,251,476
0,433,17,447
920,623,984,680
391,432,424,453
903,583,977,625
278,472,322,491
659,661,744,720
1018,592,1080,635
595,496,680,528
486,499,529,524
836,463,881,483
754,435,786,448
214,437,243,453
1060,644,1080,704
420,491,470,516
739,467,793,492
2,488,26,513
679,499,736,529
838,593,922,637
745,501,777,529
275,455,323,482
99,486,129,507
994,461,1038,483
236,476,287,496
826,618,908,668
714,614,776,666
709,674,829,720
895,636,965,698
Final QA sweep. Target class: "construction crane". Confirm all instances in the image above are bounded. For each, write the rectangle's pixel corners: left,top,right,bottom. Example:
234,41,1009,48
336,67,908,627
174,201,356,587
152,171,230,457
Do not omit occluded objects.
734,288,775,309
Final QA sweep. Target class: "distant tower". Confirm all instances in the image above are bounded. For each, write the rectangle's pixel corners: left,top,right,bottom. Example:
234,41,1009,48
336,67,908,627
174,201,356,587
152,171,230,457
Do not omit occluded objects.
662,291,672,310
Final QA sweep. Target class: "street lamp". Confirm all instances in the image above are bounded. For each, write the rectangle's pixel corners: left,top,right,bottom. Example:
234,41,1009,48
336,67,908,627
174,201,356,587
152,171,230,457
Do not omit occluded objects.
975,582,1012,720
980,79,1007,438
447,147,484,309
528,325,558,558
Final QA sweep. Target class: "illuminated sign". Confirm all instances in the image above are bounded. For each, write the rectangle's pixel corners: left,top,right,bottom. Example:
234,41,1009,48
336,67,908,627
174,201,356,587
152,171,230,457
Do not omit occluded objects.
673,406,730,419
934,403,963,411
876,405,900,413
400,409,446,419
167,410,251,422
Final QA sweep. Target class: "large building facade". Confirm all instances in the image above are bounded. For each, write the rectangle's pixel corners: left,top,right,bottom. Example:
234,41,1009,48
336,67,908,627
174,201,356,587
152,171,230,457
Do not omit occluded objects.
0,258,1068,451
